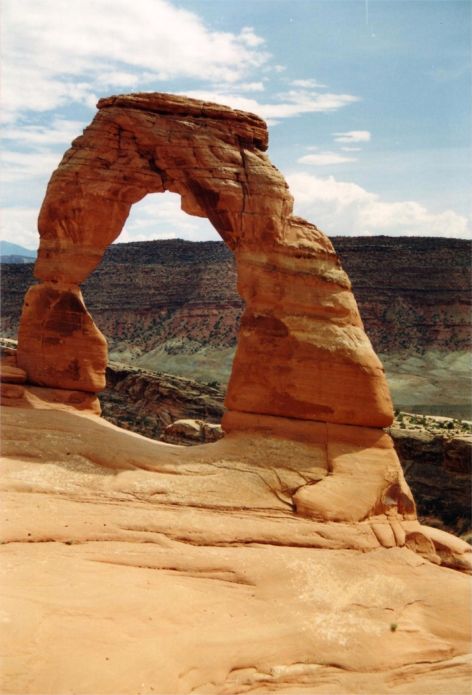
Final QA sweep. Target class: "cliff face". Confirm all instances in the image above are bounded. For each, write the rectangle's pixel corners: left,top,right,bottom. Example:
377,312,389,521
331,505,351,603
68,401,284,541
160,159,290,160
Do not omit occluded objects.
87,241,241,367
2,236,471,414
333,236,470,354
389,424,471,538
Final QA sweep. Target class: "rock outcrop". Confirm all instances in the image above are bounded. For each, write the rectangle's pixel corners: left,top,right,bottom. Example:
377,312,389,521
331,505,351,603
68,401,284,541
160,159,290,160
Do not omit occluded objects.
102,361,224,438
12,90,469,552
5,337,471,539
1,395,471,694
17,92,392,428
390,425,472,537
160,418,224,446
3,94,471,693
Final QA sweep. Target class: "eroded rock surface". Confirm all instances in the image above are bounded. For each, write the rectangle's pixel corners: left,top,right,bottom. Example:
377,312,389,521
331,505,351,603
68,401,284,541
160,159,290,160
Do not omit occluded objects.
17,92,393,428
160,418,224,446
390,426,472,537
102,361,224,438
1,401,471,694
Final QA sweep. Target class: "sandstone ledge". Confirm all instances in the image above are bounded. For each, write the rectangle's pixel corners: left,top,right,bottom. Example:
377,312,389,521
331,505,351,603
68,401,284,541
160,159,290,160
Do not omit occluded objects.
1,399,471,694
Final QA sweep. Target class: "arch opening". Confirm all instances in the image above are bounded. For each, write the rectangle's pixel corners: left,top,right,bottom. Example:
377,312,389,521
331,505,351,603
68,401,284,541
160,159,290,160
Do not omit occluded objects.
94,189,242,388
119,191,220,244
81,190,243,441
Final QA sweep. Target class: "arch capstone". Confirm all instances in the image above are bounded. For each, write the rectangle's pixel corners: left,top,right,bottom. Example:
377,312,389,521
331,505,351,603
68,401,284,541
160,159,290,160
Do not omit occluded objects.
17,92,394,428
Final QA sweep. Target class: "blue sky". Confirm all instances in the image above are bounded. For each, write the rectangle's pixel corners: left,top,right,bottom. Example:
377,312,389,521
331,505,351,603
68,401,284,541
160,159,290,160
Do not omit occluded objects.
1,0,470,249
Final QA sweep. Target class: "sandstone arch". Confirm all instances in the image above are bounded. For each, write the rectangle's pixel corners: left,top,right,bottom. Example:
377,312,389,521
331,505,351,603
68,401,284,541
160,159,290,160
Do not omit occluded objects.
17,92,393,428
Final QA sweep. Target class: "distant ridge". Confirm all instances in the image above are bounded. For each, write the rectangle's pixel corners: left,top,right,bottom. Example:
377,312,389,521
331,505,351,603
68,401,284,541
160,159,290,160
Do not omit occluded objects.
0,241,37,263
1,235,470,418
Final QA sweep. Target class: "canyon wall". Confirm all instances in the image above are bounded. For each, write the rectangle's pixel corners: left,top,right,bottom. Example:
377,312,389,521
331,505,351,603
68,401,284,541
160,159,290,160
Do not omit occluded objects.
3,236,470,416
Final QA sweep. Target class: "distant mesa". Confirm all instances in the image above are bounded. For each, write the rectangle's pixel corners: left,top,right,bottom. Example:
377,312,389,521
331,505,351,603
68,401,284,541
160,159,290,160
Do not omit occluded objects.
2,235,470,418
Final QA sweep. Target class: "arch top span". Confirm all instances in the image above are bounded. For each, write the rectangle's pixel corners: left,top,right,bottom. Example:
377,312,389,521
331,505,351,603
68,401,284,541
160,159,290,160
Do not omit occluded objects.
34,91,289,285
97,92,269,150
17,92,394,429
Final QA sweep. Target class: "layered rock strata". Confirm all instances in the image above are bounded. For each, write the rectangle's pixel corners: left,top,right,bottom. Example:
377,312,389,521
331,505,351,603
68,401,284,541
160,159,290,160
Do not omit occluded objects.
13,91,469,557
17,92,392,428
390,425,472,537
102,361,224,438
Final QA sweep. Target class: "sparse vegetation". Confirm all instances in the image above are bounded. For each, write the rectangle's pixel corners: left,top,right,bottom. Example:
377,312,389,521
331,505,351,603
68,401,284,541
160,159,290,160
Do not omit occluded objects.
391,411,471,437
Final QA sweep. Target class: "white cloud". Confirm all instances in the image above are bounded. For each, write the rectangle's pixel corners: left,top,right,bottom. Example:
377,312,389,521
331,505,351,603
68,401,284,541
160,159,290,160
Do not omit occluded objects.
298,152,357,166
1,0,270,121
1,193,220,249
0,118,87,192
340,146,361,152
287,172,471,238
213,81,265,93
120,192,219,243
236,81,266,92
278,89,360,115
239,26,266,48
292,78,326,89
95,71,143,89
333,130,371,144
4,171,469,251
0,150,64,183
0,207,39,249
182,89,359,120
1,118,86,147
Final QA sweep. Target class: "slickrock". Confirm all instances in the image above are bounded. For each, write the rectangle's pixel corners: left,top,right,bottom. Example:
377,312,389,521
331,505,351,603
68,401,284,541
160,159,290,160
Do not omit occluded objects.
1,404,471,694
0,351,101,415
3,94,471,693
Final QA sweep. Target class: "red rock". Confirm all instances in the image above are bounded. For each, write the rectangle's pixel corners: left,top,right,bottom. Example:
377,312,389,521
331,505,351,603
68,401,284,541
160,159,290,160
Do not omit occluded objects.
0,383,25,399
17,92,392,427
3,82,471,689
17,283,107,392
160,418,224,445
0,364,26,384
0,404,470,694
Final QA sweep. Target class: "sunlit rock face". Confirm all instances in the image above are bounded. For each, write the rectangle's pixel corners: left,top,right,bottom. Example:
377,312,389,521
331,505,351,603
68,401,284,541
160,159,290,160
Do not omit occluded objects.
17,92,392,427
